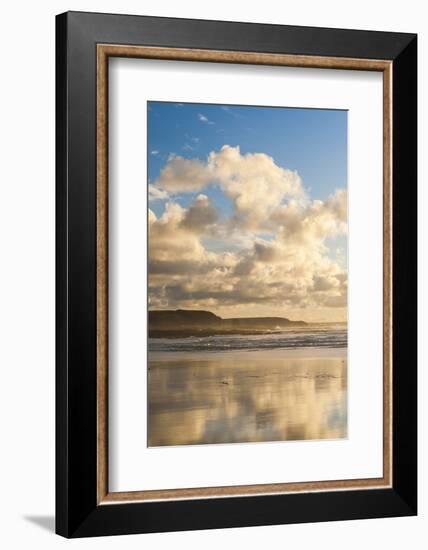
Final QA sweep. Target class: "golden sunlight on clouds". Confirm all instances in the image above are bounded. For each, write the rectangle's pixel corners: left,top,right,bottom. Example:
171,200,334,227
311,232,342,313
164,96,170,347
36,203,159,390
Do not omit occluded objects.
148,145,347,322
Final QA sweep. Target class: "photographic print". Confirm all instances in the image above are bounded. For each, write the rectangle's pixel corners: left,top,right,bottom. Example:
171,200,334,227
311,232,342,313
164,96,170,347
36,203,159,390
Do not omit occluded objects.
147,101,348,447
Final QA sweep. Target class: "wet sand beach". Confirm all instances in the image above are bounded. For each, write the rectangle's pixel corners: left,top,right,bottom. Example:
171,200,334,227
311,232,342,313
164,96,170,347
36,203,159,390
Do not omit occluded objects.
148,347,347,447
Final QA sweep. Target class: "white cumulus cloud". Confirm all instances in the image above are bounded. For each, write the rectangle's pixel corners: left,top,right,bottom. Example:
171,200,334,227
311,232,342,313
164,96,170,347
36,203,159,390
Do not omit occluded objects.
148,146,347,320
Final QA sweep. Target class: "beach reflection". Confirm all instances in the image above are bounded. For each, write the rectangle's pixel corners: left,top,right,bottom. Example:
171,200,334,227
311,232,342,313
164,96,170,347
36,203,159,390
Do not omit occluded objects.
148,351,347,446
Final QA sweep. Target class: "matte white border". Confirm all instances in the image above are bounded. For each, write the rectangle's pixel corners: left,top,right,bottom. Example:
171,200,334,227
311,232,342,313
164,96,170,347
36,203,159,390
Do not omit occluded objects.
108,58,383,492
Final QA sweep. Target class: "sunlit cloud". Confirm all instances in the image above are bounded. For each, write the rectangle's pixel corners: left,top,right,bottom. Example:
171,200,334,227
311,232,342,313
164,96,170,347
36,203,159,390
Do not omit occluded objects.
148,184,169,202
148,146,347,321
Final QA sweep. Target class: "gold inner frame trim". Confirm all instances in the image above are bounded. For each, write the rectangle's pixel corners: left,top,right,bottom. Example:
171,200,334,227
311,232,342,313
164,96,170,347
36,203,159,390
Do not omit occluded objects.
96,44,393,505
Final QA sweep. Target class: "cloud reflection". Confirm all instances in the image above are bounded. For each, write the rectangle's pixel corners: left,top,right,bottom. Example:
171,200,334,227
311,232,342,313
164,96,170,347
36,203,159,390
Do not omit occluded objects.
148,354,347,446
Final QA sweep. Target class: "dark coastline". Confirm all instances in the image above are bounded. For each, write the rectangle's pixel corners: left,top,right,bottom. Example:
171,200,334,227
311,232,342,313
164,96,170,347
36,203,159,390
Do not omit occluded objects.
148,309,307,338
149,328,294,339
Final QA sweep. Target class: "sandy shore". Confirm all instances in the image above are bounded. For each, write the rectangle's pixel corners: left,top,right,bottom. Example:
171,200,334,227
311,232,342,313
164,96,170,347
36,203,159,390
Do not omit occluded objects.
148,347,347,446
149,346,347,363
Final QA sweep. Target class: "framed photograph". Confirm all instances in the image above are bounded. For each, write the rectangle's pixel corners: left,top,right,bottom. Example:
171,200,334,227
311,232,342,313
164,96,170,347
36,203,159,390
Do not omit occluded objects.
56,11,417,537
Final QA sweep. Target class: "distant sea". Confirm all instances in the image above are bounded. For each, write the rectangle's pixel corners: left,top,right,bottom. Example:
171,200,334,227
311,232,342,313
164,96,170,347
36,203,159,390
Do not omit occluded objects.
148,324,347,353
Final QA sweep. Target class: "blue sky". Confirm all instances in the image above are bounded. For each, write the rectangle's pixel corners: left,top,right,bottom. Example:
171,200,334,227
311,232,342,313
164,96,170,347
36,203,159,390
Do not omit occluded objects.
148,101,347,219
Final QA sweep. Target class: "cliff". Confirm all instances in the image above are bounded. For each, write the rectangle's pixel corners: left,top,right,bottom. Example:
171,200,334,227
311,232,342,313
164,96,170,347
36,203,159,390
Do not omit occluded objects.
148,309,306,338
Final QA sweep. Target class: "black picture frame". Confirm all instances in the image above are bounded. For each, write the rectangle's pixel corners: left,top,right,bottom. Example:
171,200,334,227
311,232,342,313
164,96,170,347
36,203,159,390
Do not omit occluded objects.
56,11,417,538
